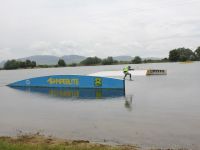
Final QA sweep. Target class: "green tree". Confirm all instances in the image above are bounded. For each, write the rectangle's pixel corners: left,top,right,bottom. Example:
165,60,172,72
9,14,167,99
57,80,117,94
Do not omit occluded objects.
4,60,19,70
195,46,200,60
179,48,195,61
3,59,37,70
169,48,195,62
169,49,180,62
31,61,37,68
68,63,77,67
131,56,142,64
80,57,102,65
161,58,168,62
19,61,26,68
101,57,118,65
58,59,66,67
25,60,32,67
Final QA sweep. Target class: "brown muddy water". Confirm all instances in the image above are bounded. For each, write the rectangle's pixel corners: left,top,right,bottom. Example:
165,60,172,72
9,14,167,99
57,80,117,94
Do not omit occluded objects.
0,62,200,149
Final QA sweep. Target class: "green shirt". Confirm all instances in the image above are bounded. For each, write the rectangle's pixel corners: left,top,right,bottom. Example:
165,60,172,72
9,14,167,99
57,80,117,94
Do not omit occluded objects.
123,67,129,72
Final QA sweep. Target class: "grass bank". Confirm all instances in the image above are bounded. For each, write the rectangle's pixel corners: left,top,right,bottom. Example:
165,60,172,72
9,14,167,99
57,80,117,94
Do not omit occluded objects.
0,133,137,150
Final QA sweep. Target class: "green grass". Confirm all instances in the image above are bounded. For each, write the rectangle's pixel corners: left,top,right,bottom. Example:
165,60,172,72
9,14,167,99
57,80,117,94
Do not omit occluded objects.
0,135,188,150
0,135,137,150
0,141,118,150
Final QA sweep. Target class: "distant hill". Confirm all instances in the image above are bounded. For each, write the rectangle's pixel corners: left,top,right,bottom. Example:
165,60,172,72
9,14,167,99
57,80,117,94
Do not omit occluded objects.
19,55,60,65
0,55,86,67
142,57,162,60
113,56,134,61
113,56,162,61
0,61,5,68
61,55,86,64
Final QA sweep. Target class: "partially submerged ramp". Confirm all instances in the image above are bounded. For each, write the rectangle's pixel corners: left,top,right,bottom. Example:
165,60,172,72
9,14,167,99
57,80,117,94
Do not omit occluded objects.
89,70,146,77
8,75,125,89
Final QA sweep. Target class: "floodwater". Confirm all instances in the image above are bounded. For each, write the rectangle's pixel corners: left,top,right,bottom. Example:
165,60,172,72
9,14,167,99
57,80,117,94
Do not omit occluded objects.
0,62,200,149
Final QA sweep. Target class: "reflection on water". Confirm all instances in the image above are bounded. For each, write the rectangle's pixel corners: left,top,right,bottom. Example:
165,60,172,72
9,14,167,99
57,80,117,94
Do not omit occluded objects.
4,63,200,149
9,87,125,99
124,95,133,111
9,87,133,111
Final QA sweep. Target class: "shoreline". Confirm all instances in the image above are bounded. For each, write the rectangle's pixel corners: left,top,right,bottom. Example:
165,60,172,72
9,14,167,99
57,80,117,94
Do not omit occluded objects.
0,133,138,150
0,61,197,71
0,133,190,150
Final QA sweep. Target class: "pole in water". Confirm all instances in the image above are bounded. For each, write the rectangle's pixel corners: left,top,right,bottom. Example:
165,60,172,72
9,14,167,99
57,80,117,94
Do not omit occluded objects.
123,79,126,95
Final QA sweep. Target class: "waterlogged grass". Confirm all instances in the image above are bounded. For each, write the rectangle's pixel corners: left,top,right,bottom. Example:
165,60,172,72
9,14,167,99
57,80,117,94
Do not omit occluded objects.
0,134,137,150
0,141,121,150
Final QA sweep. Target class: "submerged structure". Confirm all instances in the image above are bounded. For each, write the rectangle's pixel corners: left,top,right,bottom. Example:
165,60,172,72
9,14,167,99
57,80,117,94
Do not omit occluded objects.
8,75,125,98
89,69,167,77
10,87,125,99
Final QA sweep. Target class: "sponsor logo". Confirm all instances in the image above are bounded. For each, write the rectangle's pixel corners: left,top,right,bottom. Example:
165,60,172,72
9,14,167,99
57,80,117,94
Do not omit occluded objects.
47,78,79,85
94,78,102,87
26,80,31,85
49,89,79,97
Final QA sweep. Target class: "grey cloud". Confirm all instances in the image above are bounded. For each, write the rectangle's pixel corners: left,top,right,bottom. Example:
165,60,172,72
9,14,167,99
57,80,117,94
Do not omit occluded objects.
0,0,200,61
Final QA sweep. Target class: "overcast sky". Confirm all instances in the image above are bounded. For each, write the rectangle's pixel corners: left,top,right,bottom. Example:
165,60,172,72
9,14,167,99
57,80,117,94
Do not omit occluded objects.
0,0,200,61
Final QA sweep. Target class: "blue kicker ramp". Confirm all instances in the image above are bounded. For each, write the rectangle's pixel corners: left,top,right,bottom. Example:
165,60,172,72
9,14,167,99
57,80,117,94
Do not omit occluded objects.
8,75,125,89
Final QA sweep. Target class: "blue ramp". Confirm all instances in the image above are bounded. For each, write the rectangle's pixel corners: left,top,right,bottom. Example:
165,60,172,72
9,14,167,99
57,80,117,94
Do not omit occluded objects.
8,75,125,89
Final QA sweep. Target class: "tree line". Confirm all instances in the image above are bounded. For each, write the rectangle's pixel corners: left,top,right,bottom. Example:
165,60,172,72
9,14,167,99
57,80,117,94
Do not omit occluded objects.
169,47,200,62
3,60,36,70
58,56,162,66
57,46,200,66
2,46,200,70
58,46,200,66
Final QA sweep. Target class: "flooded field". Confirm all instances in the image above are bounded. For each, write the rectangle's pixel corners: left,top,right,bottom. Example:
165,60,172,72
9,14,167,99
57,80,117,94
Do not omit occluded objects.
0,62,200,149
